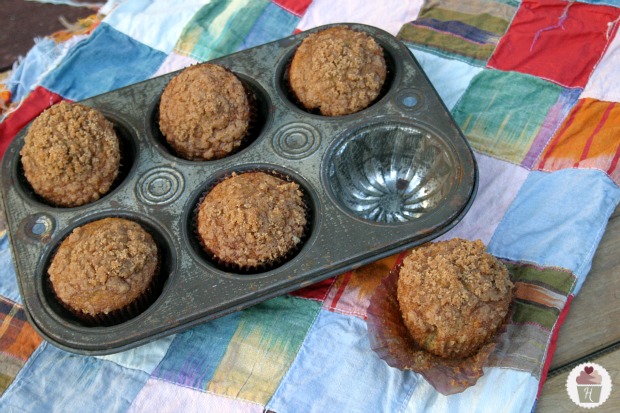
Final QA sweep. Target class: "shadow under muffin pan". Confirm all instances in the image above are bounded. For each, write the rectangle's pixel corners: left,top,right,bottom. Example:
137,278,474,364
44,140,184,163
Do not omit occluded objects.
0,23,478,355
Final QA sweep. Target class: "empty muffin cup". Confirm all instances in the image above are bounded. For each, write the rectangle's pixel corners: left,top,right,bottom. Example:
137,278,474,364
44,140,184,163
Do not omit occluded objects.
325,121,456,224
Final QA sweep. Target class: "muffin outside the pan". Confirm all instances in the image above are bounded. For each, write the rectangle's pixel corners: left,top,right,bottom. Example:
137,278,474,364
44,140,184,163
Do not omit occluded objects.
19,101,121,207
367,238,514,394
397,238,513,359
288,26,387,116
196,171,307,271
47,217,160,325
159,63,254,161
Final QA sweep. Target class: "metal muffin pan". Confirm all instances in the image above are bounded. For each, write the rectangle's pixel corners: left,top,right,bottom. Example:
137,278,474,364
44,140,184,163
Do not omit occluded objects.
0,23,478,355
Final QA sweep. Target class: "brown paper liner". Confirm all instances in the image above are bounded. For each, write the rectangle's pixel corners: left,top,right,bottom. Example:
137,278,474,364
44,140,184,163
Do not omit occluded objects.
193,169,311,274
367,260,512,395
48,247,163,327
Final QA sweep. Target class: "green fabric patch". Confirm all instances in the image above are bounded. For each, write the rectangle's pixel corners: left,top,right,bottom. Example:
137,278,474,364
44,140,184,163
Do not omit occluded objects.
452,69,564,164
176,0,271,61
397,0,517,65
421,8,511,34
207,295,321,404
504,262,576,296
511,300,559,331
0,353,25,396
398,24,498,63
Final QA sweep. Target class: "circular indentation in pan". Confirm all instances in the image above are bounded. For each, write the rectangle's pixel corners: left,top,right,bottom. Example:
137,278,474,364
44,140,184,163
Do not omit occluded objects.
39,213,175,327
324,121,456,224
14,114,137,209
185,166,315,275
272,122,321,159
276,33,398,117
147,72,271,161
136,167,185,205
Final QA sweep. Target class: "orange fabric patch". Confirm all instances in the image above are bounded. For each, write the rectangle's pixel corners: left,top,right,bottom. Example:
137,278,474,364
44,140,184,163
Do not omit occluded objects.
0,298,43,361
536,98,620,184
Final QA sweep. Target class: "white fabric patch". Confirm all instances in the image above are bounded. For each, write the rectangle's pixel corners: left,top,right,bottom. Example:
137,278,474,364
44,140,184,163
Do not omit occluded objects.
582,25,620,103
296,0,423,36
436,152,529,245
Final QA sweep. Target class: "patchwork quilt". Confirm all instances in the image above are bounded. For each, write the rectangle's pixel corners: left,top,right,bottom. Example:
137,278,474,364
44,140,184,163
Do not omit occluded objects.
2,0,620,412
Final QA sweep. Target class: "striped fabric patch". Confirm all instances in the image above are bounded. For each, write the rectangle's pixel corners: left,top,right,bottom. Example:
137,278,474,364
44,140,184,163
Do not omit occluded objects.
536,98,620,186
152,295,320,405
0,297,43,396
488,262,575,378
452,69,566,165
206,296,320,404
322,254,399,319
397,0,518,66
238,2,301,51
175,0,272,62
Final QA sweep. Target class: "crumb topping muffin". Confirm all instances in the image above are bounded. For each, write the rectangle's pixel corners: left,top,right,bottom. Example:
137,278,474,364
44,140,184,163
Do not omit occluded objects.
397,239,513,359
159,63,252,161
48,218,159,318
288,26,387,116
196,171,307,268
20,101,120,207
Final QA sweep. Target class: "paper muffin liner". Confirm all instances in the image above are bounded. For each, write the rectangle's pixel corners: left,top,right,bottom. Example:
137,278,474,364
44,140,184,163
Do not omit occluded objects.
47,237,163,327
193,169,311,274
366,259,512,395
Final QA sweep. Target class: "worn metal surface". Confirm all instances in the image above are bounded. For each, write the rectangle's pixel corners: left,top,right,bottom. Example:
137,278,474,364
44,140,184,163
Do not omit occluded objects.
0,24,477,355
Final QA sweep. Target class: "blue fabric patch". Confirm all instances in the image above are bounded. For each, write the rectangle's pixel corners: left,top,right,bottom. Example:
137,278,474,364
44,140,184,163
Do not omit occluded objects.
266,309,418,412
96,334,176,374
6,38,62,103
41,23,167,101
0,342,148,413
238,2,299,51
409,47,483,110
152,311,241,388
577,0,620,6
489,169,620,294
0,232,20,304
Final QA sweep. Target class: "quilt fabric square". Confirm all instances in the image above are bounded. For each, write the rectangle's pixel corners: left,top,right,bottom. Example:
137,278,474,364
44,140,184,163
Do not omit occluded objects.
398,0,518,66
488,0,620,88
1,343,148,413
489,169,620,294
536,98,620,186
153,295,320,405
0,298,42,396
451,69,568,165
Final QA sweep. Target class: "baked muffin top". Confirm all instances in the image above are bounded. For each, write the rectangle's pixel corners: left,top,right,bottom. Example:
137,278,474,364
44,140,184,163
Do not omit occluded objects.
196,172,307,268
159,63,252,161
397,239,513,359
48,218,159,316
20,101,120,207
288,26,387,116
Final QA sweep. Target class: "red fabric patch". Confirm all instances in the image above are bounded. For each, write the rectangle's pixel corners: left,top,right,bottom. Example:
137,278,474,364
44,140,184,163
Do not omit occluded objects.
536,294,573,398
289,277,335,301
488,0,620,88
0,87,65,159
272,0,313,17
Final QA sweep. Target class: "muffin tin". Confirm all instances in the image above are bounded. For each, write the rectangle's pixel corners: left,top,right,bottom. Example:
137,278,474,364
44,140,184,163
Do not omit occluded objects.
0,23,477,355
